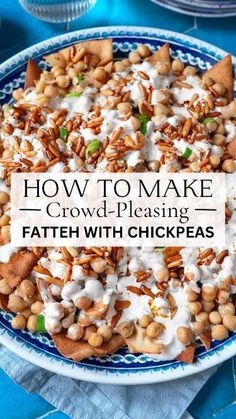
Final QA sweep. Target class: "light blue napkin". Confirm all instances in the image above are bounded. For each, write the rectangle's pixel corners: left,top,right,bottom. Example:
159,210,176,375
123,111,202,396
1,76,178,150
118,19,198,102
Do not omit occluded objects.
0,345,217,419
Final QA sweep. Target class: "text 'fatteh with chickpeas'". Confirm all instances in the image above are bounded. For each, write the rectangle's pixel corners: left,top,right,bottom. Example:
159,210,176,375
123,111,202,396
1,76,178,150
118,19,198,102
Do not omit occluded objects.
0,39,236,363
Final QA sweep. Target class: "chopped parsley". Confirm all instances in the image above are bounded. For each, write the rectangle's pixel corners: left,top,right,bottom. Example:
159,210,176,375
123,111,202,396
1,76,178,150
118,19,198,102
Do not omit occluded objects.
137,114,151,135
182,147,193,159
86,139,101,157
65,92,82,98
59,126,68,142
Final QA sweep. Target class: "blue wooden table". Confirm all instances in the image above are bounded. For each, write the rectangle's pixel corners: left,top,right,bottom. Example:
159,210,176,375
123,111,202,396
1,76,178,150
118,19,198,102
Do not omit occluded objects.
0,0,236,417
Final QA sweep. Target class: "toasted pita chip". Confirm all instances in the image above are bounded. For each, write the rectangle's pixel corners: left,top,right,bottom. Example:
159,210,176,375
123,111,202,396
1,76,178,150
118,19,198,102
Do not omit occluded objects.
0,250,38,288
199,331,211,350
177,343,196,364
45,39,113,67
204,55,234,101
125,325,164,354
24,59,42,89
93,334,125,356
0,293,9,311
52,333,124,361
227,137,236,159
146,43,171,65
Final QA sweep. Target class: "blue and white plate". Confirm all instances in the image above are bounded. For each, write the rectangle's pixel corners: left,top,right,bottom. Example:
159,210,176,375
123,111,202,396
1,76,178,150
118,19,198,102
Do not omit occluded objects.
0,26,235,384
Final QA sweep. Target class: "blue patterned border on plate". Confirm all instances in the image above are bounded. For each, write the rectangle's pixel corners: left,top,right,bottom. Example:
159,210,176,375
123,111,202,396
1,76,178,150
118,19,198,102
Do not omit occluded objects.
0,27,235,384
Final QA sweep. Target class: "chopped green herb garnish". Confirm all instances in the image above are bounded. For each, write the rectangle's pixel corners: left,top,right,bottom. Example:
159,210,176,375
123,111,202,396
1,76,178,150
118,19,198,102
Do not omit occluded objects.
137,114,150,135
36,314,46,333
65,92,82,98
86,139,101,157
202,117,215,125
59,126,68,141
76,74,84,84
157,246,165,249
182,147,193,159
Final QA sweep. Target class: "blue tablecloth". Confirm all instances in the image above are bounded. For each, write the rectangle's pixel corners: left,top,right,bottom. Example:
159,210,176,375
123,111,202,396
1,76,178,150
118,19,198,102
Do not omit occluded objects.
0,0,236,418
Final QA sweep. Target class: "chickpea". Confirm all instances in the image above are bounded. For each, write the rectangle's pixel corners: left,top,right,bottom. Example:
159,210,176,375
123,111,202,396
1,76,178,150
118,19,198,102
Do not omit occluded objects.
137,44,151,58
56,75,71,88
97,324,113,341
146,321,162,338
31,301,44,315
52,65,65,77
0,214,10,227
213,134,226,146
189,301,202,316
11,314,26,330
217,289,229,305
7,295,26,313
211,324,228,341
139,314,153,328
183,66,197,77
212,83,226,97
0,278,13,295
176,326,193,345
187,288,198,302
222,159,234,173
201,300,215,313
129,116,141,131
117,321,134,338
114,61,127,72
21,308,32,319
44,85,58,98
221,101,236,119
219,302,235,316
223,313,236,332
74,296,92,310
83,325,97,341
27,314,37,332
128,51,141,64
154,103,169,116
90,257,107,274
209,311,222,325
78,314,92,327
156,61,170,75
215,123,226,135
1,225,10,242
192,321,205,335
92,67,107,82
88,332,103,348
190,162,200,172
74,61,87,72
0,191,9,206
12,88,24,101
210,155,220,168
172,59,185,73
155,267,169,282
195,311,209,325
117,102,132,115
201,285,217,302
67,323,84,341
206,120,217,133
17,279,35,299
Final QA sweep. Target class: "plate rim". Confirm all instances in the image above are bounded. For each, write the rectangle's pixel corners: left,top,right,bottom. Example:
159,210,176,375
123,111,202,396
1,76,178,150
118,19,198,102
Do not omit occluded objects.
0,25,236,384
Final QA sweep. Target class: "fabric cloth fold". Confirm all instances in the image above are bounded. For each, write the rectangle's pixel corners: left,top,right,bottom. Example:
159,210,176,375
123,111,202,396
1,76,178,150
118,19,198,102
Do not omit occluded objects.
0,345,216,419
